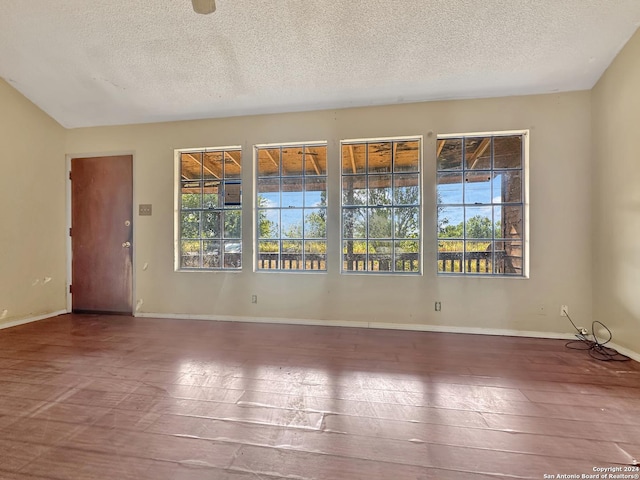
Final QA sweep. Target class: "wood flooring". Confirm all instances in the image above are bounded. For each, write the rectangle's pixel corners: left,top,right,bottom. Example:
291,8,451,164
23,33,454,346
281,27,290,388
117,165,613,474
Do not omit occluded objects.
0,314,639,479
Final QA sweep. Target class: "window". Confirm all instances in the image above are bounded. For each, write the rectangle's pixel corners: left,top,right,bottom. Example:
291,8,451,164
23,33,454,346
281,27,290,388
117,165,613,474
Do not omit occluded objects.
255,143,327,271
176,147,242,270
436,132,526,276
341,138,421,274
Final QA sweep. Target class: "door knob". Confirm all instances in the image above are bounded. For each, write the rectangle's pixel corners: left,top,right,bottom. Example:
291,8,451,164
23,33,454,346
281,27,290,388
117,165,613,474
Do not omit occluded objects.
122,242,131,248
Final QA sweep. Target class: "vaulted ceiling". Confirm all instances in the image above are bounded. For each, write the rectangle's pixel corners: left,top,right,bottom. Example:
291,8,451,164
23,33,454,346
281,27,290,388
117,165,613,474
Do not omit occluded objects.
1,0,639,128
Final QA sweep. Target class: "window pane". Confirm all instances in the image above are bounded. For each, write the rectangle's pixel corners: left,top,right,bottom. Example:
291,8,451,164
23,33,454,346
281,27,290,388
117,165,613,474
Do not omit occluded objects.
394,174,419,206
224,151,242,179
257,148,280,176
494,136,522,169
181,212,200,238
282,147,303,176
258,241,279,270
465,137,491,170
343,240,367,272
394,207,419,239
465,207,492,239
437,138,462,171
203,181,220,209
305,241,326,271
282,240,303,270
282,177,304,207
181,240,201,268
223,241,241,269
342,208,367,239
394,140,419,172
342,175,367,206
181,181,201,209
437,173,463,204
305,177,326,207
304,146,327,175
465,241,492,274
492,171,522,203
258,209,279,239
438,240,463,273
369,208,392,239
395,241,419,272
368,174,392,206
203,151,223,180
282,209,303,238
203,240,221,268
368,142,392,173
202,211,221,238
224,210,241,238
342,144,366,174
438,207,463,238
494,241,523,275
369,241,392,271
305,208,326,239
181,152,202,180
494,205,523,239
464,171,492,204
257,178,280,208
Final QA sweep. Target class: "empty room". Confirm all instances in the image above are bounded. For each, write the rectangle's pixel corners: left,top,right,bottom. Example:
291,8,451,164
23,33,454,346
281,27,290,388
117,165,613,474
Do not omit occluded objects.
1,0,640,478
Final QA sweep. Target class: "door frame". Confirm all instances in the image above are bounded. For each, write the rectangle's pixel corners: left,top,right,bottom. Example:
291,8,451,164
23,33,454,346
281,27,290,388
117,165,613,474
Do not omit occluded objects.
66,151,136,313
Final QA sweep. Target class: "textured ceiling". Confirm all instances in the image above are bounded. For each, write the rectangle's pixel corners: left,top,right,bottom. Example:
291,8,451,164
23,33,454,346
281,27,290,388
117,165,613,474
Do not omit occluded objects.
1,0,639,128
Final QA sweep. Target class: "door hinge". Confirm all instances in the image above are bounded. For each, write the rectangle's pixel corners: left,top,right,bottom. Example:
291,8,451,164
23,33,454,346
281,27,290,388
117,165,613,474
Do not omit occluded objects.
69,227,72,236
69,284,72,294
69,171,72,180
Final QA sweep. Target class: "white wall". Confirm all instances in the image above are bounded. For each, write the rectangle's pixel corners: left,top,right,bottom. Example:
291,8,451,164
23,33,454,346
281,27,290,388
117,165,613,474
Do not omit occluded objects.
0,79,67,327
66,91,592,335
592,29,640,354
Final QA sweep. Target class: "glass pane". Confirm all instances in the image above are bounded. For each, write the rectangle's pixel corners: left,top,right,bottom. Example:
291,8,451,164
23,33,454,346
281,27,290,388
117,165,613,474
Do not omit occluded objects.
494,136,522,169
305,177,326,207
258,209,279,239
394,174,419,206
342,143,366,174
203,240,221,268
202,211,221,239
465,137,491,170
181,181,200,209
281,240,303,270
282,177,304,207
492,171,522,203
438,240,462,273
438,207,463,238
464,171,492,204
465,241,492,274
258,241,279,270
281,209,303,238
304,145,327,175
394,240,419,272
368,174,392,206
437,173,463,204
369,240,392,271
282,147,303,176
223,241,241,269
368,142,392,173
203,181,220,209
343,240,367,272
437,138,462,171
494,241,524,275
305,241,326,271
342,175,367,206
181,212,200,238
203,151,223,180
224,150,242,179
394,140,419,172
465,206,493,239
305,208,326,239
394,207,419,239
342,208,367,239
181,152,202,180
257,148,280,177
257,178,280,208
369,208,392,239
223,210,241,238
495,205,523,239
181,240,201,268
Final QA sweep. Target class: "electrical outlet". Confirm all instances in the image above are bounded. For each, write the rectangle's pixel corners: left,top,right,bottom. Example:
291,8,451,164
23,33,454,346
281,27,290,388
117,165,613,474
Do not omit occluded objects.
435,301,441,312
560,305,568,317
251,295,257,304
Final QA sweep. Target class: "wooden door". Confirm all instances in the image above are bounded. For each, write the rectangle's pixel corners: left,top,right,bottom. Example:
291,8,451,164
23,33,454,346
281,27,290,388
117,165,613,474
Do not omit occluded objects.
71,155,133,313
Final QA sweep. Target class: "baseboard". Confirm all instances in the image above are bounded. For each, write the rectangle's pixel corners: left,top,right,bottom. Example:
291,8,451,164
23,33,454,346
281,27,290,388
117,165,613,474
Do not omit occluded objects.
0,310,68,331
135,312,580,342
605,342,640,363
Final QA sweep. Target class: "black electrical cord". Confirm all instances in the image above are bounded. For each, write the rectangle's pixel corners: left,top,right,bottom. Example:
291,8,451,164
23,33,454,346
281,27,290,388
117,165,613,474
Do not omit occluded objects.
564,312,630,361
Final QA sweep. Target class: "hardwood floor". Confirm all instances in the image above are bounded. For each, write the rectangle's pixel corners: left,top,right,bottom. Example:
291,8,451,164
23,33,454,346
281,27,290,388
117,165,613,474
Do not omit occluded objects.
0,314,639,479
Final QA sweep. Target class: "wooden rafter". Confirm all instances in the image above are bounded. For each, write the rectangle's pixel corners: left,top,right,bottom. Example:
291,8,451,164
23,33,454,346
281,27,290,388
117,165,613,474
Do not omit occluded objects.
264,149,281,174
436,139,446,158
468,138,491,170
224,151,241,169
305,147,321,175
349,145,356,174
187,153,220,179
